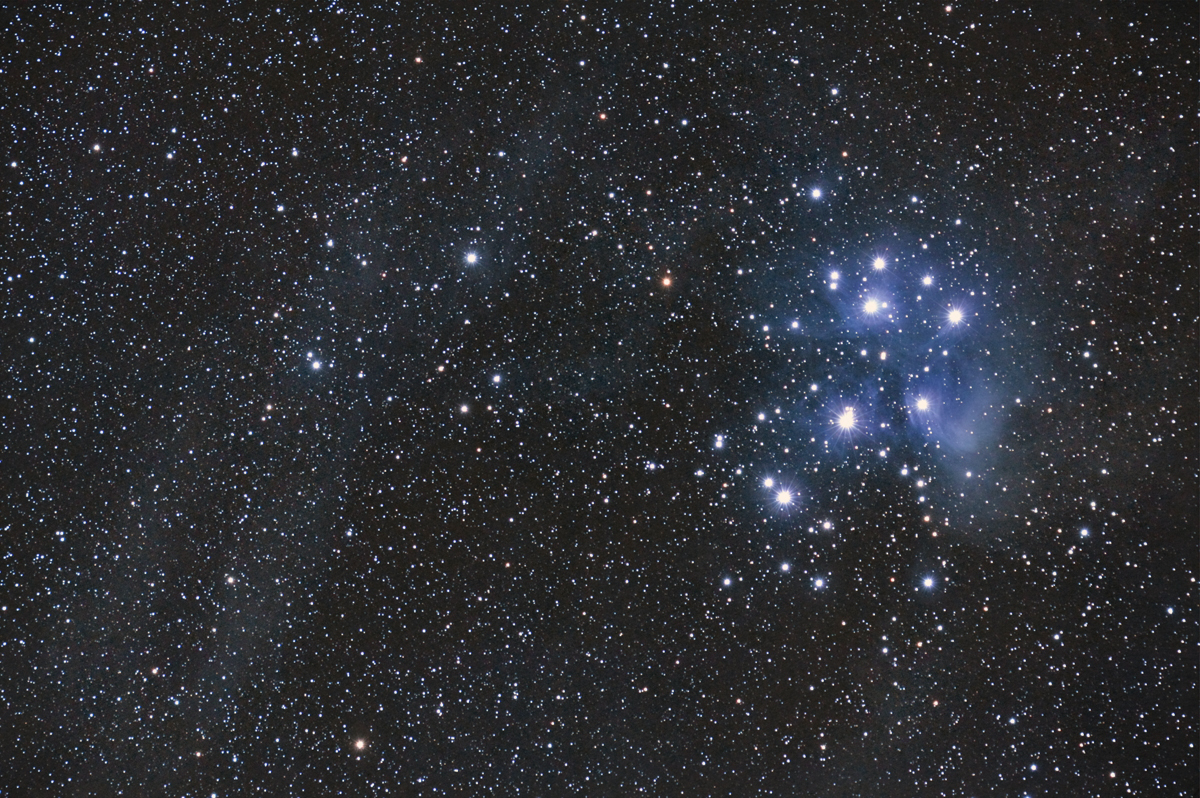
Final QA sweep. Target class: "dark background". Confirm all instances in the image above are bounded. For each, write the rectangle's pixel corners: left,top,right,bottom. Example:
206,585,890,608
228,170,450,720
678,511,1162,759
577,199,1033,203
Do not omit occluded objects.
1,2,1195,795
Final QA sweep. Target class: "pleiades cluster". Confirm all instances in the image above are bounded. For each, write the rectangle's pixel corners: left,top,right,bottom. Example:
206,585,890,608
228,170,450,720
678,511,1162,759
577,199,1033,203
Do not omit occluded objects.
1,3,1195,795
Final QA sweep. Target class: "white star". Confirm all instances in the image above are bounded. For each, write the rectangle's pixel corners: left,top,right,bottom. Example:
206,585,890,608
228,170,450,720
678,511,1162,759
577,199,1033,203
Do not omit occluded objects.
837,408,856,430
873,257,886,270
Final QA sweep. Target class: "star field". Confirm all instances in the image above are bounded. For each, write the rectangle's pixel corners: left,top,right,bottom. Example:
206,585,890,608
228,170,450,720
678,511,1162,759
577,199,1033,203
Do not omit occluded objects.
1,3,1196,795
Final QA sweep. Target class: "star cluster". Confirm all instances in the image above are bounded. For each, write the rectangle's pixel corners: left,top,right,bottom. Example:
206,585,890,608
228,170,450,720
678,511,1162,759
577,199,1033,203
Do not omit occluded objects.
1,3,1195,796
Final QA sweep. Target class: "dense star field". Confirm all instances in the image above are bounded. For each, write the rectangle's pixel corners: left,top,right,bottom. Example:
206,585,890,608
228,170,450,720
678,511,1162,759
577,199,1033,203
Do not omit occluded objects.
1,3,1196,795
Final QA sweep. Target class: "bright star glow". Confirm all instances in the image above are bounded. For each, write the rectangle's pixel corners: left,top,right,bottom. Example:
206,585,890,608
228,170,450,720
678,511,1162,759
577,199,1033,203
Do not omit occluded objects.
466,252,478,264
814,577,825,588
923,577,935,588
873,257,886,270
311,361,321,370
916,397,930,411
714,435,724,448
864,298,880,314
948,308,964,325
723,577,732,586
781,562,791,572
922,275,933,286
493,375,501,383
776,490,793,505
837,408,856,430
811,188,821,198
763,477,775,488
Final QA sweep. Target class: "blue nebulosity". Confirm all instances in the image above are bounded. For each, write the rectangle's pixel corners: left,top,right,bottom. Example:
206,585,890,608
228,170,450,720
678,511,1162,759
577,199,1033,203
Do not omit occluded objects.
0,2,1195,795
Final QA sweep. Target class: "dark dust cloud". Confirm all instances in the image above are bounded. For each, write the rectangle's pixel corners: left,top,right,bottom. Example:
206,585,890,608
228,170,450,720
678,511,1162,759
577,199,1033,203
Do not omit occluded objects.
2,3,1196,795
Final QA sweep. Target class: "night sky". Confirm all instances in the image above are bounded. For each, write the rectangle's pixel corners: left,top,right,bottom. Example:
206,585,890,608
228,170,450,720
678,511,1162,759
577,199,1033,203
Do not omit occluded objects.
2,3,1196,795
